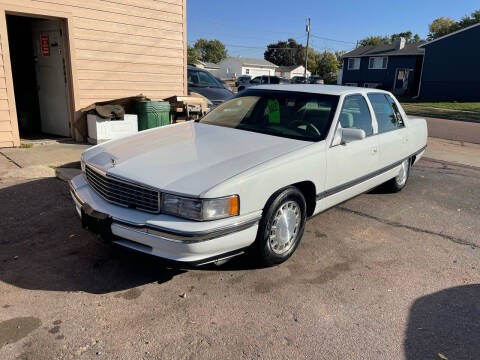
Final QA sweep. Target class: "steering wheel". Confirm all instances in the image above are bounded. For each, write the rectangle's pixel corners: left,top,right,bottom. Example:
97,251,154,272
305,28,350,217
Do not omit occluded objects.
290,120,321,136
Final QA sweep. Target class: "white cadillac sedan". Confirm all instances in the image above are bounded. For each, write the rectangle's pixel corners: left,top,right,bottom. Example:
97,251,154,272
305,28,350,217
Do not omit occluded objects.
70,85,427,266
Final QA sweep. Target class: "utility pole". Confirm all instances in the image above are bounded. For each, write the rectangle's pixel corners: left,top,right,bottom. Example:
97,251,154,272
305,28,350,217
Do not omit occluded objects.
304,17,311,79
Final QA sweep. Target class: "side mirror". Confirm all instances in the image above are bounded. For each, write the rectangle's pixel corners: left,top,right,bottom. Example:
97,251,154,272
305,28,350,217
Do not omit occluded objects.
341,128,366,143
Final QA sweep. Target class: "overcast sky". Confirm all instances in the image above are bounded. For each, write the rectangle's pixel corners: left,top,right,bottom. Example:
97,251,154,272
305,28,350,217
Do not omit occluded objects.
187,0,479,58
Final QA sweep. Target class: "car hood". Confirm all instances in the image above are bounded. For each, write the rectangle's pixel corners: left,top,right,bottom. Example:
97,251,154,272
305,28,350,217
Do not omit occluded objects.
82,122,310,196
188,86,233,102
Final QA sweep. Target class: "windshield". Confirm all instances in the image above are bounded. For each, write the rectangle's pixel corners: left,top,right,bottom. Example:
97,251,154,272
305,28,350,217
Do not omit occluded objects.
199,89,339,142
187,69,221,88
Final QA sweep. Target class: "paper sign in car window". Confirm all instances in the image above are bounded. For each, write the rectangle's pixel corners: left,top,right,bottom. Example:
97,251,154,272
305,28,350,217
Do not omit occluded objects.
267,99,280,123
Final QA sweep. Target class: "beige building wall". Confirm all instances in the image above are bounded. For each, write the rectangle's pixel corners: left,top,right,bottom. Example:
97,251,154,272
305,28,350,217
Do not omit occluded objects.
0,0,187,147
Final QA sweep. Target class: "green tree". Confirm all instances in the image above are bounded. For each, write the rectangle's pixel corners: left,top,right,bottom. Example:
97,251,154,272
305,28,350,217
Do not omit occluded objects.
264,39,304,66
314,51,339,84
427,10,480,40
187,45,200,65
335,50,346,67
427,17,457,40
457,9,480,28
193,39,227,63
358,35,390,47
390,31,413,43
359,31,422,47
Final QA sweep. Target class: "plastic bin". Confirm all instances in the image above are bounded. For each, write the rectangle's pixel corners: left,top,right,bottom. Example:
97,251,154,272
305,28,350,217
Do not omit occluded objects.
87,114,138,144
136,101,170,131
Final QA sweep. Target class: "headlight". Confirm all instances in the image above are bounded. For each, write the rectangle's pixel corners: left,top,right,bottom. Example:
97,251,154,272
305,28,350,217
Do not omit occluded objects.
162,194,239,221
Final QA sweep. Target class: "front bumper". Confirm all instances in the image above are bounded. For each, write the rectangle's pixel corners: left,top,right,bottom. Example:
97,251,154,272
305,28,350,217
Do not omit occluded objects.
69,175,261,264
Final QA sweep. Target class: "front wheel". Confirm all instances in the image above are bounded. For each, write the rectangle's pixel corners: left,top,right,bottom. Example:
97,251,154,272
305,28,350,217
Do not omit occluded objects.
383,158,410,192
255,187,307,266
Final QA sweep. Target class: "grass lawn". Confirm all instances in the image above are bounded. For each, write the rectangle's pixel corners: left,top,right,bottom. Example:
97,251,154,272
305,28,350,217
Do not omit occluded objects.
400,99,480,122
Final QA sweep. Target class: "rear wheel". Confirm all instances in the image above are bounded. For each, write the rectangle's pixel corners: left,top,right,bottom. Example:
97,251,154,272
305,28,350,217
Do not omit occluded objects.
255,187,307,266
383,158,410,192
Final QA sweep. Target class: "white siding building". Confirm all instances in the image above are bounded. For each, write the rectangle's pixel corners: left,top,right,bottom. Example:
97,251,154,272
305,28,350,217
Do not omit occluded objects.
217,57,277,79
275,65,310,79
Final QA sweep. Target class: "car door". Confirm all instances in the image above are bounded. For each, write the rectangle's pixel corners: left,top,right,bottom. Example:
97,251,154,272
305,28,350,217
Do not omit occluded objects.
261,76,270,84
322,94,379,208
367,93,409,169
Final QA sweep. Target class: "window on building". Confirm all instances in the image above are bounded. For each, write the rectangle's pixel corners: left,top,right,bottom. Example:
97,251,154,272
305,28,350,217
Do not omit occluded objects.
367,93,404,133
347,58,360,70
368,57,388,69
364,83,382,88
245,69,250,74
338,95,373,136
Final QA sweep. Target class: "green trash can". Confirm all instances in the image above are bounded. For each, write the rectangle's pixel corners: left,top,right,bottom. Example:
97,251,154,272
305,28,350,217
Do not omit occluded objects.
136,101,170,131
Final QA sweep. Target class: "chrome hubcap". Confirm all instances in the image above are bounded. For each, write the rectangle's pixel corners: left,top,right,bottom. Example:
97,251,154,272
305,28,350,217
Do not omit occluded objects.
269,201,301,255
396,159,409,186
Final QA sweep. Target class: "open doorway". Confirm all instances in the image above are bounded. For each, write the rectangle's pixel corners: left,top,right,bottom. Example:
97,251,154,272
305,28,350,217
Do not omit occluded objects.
6,14,71,139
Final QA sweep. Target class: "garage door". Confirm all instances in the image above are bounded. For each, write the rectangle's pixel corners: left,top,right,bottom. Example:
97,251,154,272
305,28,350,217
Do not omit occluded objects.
249,68,271,77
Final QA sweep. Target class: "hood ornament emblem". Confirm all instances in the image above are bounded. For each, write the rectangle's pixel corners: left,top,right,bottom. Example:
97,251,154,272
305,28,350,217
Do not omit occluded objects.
111,157,117,167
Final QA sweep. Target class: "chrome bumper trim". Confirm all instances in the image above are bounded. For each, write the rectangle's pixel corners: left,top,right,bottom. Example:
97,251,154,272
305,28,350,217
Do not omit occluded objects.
70,179,260,243
112,217,260,243
69,179,85,206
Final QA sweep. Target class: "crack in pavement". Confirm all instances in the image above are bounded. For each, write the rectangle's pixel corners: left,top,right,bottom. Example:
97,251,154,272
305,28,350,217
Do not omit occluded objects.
338,206,479,250
0,152,22,168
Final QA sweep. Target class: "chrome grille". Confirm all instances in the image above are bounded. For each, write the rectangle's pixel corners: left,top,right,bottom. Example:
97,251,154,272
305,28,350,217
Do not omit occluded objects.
85,165,160,213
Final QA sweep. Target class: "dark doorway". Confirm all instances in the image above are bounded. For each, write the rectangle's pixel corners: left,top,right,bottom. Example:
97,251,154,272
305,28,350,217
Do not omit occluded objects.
6,15,41,135
6,14,71,139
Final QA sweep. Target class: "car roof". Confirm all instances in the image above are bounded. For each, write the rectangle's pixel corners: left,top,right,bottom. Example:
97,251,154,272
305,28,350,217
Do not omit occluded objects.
253,84,391,96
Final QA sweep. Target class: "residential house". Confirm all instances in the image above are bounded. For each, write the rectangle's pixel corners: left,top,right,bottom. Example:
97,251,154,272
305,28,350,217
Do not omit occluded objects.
194,60,221,77
217,57,277,80
341,38,424,95
417,23,480,101
0,0,187,147
275,65,310,79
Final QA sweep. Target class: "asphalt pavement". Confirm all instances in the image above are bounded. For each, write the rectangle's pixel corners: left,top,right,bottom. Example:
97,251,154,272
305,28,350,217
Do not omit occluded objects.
0,156,479,360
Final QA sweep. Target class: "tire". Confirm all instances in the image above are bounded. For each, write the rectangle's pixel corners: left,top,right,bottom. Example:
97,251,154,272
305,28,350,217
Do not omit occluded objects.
383,158,410,193
255,187,307,266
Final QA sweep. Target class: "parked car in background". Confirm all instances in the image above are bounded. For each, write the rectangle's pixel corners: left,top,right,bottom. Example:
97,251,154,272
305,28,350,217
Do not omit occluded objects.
309,76,325,84
187,65,233,107
215,76,236,92
291,76,309,84
70,85,427,267
235,75,252,87
237,75,290,91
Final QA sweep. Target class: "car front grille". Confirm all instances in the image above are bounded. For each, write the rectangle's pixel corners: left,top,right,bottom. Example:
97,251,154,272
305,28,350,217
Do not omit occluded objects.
85,165,160,213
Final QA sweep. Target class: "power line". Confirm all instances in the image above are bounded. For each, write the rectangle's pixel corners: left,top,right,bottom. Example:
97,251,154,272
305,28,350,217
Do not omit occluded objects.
310,34,356,45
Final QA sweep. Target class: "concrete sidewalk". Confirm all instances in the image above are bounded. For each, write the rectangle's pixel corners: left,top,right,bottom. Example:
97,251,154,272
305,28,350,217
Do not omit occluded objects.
421,116,480,145
0,142,89,182
424,137,480,169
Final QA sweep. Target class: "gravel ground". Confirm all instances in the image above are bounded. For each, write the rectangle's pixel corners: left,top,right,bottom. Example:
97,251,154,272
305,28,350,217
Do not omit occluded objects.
0,158,479,360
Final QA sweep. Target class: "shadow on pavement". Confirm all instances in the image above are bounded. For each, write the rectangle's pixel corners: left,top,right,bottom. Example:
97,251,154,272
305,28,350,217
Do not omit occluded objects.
404,284,480,360
0,178,184,294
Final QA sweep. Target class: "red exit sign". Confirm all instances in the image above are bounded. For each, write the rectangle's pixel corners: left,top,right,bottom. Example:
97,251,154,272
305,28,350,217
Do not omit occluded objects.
40,35,49,56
